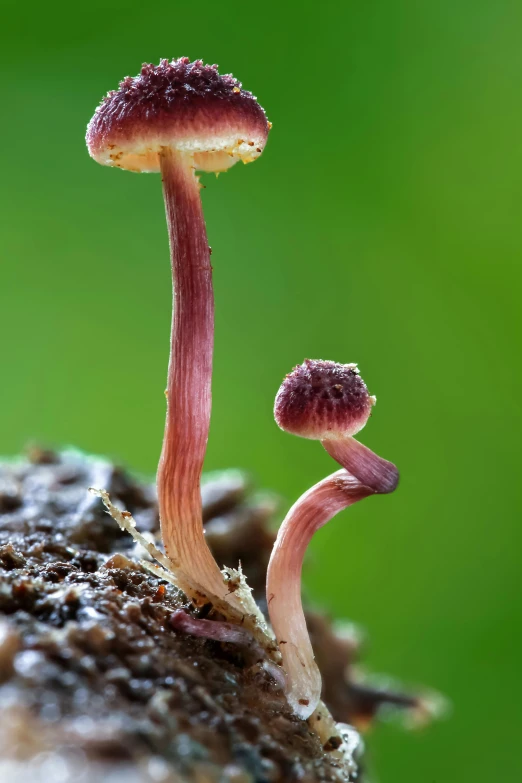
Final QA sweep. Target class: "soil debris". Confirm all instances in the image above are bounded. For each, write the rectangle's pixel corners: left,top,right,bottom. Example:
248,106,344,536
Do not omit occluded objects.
0,449,430,782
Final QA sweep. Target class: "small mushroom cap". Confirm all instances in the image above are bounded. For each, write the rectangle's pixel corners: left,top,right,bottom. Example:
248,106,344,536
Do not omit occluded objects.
274,359,376,440
86,58,270,173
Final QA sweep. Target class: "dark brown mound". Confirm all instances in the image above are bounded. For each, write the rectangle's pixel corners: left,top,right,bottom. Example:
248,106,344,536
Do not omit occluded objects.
0,449,422,782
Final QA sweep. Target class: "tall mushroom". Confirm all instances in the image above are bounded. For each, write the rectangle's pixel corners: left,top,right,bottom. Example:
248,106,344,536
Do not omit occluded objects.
86,58,270,602
267,359,398,718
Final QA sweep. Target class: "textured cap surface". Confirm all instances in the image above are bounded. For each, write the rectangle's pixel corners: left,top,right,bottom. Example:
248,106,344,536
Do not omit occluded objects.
86,58,270,173
274,359,376,440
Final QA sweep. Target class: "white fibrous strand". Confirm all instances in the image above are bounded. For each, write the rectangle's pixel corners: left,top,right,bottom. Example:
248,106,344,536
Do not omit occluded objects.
89,488,274,653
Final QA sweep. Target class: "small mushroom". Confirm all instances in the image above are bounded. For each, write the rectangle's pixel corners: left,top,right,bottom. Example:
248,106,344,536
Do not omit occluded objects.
86,59,270,601
267,359,398,718
274,359,398,493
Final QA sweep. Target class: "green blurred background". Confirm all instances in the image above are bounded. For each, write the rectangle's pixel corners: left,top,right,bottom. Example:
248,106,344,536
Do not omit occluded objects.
1,0,521,779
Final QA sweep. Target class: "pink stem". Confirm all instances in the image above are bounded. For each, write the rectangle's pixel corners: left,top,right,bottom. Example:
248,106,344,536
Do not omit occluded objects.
157,148,228,600
322,437,399,494
170,609,287,688
170,609,259,648
266,469,374,719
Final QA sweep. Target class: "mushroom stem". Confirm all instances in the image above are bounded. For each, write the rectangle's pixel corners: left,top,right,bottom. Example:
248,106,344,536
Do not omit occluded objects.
266,469,374,719
322,437,399,495
157,146,224,599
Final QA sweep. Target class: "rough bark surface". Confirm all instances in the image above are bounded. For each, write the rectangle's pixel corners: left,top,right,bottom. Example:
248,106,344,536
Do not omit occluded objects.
0,449,419,782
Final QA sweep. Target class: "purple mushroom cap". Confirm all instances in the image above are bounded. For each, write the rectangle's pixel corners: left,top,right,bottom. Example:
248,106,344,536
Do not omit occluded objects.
87,58,270,173
274,359,376,440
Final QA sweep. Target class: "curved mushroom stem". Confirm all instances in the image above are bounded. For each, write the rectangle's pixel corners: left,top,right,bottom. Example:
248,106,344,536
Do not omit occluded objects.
266,469,375,719
157,147,227,601
322,437,399,494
